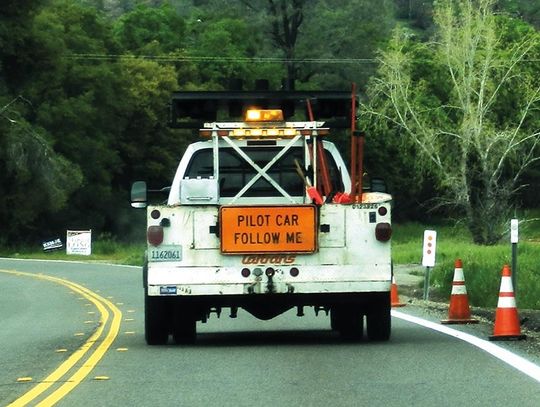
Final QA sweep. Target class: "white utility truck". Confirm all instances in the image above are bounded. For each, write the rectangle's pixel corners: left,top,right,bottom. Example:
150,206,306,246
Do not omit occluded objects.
131,90,392,344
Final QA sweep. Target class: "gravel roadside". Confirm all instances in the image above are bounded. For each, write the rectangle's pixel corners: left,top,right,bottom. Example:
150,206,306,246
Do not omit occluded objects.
393,264,540,361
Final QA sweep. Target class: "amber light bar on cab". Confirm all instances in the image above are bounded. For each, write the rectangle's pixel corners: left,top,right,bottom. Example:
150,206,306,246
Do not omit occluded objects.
198,109,330,139
199,128,330,138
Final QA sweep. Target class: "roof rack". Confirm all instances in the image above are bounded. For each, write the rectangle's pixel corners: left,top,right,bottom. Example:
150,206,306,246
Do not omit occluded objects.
169,90,357,129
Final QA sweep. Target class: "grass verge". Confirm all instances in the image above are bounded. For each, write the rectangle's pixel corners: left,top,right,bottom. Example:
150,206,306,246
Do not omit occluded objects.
0,239,145,267
393,218,540,310
1,216,539,310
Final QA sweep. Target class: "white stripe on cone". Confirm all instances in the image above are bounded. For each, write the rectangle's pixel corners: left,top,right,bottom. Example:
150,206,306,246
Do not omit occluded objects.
497,296,517,308
500,276,513,293
453,268,465,282
450,267,467,294
451,285,468,295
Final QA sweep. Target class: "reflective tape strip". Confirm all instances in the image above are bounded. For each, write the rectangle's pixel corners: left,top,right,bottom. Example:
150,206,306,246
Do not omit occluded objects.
451,285,468,295
497,296,517,308
499,276,514,293
453,268,465,282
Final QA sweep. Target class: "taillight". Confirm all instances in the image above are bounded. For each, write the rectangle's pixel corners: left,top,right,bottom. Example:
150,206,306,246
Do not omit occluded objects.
147,225,164,246
375,222,392,242
378,206,388,216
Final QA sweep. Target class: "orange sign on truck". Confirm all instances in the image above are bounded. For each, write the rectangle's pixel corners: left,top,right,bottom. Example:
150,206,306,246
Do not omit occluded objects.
220,205,317,254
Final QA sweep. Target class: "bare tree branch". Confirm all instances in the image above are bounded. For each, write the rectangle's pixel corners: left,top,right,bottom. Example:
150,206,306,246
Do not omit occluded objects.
364,0,540,244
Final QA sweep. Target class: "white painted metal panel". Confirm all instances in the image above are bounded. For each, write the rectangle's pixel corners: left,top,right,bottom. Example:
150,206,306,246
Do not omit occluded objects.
193,209,219,249
318,204,346,248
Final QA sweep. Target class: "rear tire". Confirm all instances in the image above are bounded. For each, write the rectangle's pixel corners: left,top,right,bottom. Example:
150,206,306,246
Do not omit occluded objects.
145,293,169,345
172,303,196,344
331,307,363,340
366,293,391,341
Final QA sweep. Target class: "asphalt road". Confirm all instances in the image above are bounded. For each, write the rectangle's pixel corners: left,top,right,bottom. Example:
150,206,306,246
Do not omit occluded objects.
1,258,539,406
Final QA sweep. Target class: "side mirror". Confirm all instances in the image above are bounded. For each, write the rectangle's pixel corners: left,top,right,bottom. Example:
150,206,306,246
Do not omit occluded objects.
131,181,147,208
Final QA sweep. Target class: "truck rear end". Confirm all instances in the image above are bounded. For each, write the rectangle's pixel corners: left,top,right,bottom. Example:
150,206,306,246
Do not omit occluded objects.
131,90,393,344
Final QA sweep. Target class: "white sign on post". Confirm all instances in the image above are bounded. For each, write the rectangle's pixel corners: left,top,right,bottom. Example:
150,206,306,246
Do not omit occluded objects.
422,230,437,267
510,219,519,243
66,230,92,256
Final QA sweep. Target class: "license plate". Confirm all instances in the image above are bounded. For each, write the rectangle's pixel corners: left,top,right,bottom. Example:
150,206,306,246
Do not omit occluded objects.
149,245,182,262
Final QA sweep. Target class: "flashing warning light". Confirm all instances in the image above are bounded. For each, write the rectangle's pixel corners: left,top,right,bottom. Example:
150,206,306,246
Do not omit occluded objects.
245,109,284,122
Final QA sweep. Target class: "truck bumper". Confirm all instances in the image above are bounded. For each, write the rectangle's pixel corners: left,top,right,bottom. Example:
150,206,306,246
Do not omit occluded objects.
146,265,391,296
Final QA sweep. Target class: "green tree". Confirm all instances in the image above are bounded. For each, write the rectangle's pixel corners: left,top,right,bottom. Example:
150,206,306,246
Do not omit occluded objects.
0,98,82,243
113,3,186,55
0,0,49,90
25,1,122,233
237,0,310,89
496,0,540,28
364,0,540,244
30,1,181,238
0,1,88,243
113,57,181,188
395,0,434,29
186,17,274,88
298,0,395,89
234,0,395,90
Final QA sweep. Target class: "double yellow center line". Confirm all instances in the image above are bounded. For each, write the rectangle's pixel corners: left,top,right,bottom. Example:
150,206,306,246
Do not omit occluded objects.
1,269,122,406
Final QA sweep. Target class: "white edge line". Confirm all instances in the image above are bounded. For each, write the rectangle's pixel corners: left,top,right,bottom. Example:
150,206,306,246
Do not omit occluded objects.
0,257,140,269
2,258,539,383
392,310,540,383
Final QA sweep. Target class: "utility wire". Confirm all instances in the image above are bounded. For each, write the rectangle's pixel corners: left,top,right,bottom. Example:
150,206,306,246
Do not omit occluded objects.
63,53,540,64
63,53,380,64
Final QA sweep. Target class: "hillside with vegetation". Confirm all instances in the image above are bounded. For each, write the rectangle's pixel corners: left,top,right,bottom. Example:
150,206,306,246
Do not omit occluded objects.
1,0,538,246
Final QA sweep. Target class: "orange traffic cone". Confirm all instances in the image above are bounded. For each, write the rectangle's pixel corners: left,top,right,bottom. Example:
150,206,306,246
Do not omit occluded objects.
441,259,478,324
391,275,406,307
489,265,526,341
